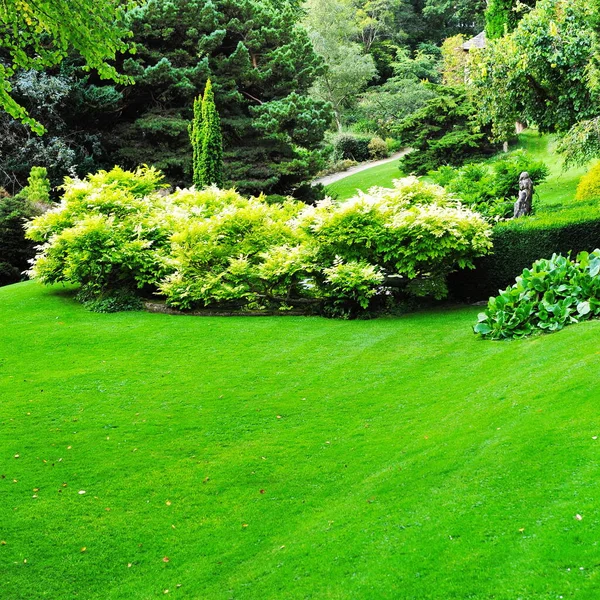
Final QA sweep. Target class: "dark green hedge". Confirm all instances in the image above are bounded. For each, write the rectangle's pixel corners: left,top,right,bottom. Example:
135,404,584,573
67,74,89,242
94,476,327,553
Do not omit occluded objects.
449,213,600,300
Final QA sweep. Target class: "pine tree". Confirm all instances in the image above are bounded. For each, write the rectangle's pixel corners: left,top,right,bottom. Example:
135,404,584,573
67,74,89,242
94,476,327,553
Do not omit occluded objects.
189,94,203,188
199,80,224,188
104,0,332,194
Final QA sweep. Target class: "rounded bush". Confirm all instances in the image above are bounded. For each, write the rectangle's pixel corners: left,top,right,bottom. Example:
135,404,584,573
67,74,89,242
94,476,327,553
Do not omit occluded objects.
332,133,372,162
575,161,600,201
368,137,389,160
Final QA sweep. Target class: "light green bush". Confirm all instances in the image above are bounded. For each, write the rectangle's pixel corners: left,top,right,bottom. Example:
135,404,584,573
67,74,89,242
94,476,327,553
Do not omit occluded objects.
575,161,600,202
27,169,492,314
368,137,389,160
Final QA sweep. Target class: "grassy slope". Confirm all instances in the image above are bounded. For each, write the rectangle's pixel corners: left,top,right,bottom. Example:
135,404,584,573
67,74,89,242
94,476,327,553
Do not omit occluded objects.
325,160,404,200
2,282,600,599
326,132,589,210
517,132,589,220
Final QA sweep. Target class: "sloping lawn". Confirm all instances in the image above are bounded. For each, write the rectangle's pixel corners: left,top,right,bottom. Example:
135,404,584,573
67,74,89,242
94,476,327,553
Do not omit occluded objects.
325,159,404,200
2,281,600,599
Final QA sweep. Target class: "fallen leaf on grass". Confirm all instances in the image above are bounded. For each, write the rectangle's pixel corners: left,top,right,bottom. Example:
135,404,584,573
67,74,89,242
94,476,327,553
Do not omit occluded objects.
259,489,265,494
162,556,170,563
81,547,86,553
14,454,19,459
166,500,171,506
575,514,583,521
519,528,525,533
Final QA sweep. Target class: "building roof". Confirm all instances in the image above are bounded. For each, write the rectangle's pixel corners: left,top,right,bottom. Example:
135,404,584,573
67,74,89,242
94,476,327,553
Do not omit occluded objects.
462,31,486,51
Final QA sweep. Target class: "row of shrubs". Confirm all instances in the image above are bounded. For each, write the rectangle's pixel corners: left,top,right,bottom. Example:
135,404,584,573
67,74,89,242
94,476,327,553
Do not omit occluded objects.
26,167,492,316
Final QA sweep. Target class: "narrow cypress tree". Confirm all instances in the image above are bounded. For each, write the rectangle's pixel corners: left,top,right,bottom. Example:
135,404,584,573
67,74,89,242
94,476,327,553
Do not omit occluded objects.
189,93,203,188
199,79,224,188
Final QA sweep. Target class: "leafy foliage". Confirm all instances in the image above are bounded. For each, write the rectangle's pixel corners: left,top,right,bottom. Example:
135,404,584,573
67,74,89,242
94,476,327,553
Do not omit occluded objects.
0,174,49,286
353,78,436,137
196,80,224,188
0,0,134,133
27,168,492,315
26,166,171,300
484,0,536,39
472,0,598,142
305,0,378,130
332,133,373,161
103,0,332,194
449,211,600,301
474,251,600,339
0,68,115,193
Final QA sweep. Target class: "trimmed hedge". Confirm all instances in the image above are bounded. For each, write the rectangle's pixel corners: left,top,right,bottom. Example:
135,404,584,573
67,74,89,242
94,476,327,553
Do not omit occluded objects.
449,213,600,300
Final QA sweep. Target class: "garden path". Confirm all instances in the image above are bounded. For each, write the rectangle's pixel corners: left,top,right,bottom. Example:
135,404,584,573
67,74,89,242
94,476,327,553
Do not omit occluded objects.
312,149,409,186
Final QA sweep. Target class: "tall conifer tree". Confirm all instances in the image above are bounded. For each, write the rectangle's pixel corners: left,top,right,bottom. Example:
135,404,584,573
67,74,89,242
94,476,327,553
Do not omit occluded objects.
189,93,203,188
199,80,224,188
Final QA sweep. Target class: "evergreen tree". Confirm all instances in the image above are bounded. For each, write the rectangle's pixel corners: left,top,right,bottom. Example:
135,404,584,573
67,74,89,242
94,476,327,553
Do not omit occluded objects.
198,79,224,188
189,94,203,189
105,0,332,194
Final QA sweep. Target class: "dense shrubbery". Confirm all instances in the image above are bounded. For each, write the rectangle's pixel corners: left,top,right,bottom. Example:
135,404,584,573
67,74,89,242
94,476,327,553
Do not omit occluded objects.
474,251,600,339
575,162,600,202
449,211,600,300
368,137,389,160
27,167,492,316
0,167,52,286
430,150,549,218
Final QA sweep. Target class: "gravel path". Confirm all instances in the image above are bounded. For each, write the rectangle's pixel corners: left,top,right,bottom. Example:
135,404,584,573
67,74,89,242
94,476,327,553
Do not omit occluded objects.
312,149,409,187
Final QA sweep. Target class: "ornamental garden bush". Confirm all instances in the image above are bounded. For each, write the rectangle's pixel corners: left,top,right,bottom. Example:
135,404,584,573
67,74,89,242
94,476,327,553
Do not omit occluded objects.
474,250,600,339
575,161,600,202
26,167,492,315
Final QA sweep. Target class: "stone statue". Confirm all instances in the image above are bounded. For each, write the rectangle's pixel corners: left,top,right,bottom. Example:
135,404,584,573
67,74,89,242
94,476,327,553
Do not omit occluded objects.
513,171,533,218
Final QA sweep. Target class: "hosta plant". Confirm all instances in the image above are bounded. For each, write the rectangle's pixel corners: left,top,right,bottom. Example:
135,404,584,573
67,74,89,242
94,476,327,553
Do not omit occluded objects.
474,251,600,339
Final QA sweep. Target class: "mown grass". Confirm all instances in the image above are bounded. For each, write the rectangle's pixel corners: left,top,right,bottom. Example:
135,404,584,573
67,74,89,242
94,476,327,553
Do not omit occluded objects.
325,159,404,200
2,281,600,599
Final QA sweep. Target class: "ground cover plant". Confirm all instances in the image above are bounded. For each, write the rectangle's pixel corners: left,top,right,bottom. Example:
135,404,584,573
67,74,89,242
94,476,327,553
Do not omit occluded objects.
26,168,492,314
2,281,600,598
474,250,600,339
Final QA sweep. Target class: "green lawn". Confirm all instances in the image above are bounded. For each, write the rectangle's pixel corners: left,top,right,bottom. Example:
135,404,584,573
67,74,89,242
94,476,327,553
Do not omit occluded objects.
325,159,404,200
3,281,600,598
